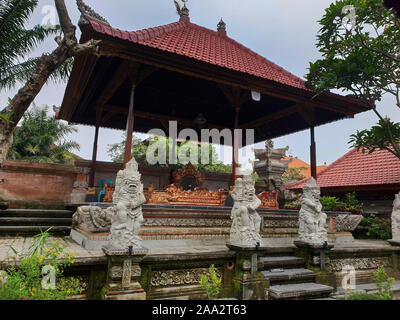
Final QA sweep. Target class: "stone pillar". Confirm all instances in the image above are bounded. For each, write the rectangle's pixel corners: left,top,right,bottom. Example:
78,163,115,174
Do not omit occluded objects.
102,246,148,300
226,243,269,300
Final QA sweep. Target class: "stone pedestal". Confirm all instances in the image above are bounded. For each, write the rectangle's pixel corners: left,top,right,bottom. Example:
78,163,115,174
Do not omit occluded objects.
226,243,269,300
102,246,148,300
388,240,400,246
294,241,334,270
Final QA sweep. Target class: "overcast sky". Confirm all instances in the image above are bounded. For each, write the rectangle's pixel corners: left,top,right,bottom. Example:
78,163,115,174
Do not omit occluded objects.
1,0,399,168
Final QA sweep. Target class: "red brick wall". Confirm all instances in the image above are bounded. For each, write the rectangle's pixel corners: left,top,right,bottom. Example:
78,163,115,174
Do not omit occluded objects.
0,161,76,204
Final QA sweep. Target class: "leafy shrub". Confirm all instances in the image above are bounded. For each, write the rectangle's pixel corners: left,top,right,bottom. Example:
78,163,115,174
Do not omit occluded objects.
320,196,341,212
199,264,222,300
360,214,392,239
0,229,81,300
346,266,394,300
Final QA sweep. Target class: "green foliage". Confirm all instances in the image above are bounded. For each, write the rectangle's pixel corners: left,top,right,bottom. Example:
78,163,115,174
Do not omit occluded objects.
108,135,232,173
0,229,81,300
7,105,80,164
320,196,341,211
306,0,400,159
199,264,222,300
0,0,71,92
283,201,302,210
346,266,394,300
282,167,307,183
349,119,400,157
319,192,363,213
360,214,392,239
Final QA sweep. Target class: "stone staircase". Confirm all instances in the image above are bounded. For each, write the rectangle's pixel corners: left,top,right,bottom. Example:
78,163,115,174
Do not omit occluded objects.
260,255,334,300
0,209,73,236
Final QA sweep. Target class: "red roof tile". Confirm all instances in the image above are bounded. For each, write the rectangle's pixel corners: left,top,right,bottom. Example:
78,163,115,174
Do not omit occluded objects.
84,16,309,91
285,148,400,190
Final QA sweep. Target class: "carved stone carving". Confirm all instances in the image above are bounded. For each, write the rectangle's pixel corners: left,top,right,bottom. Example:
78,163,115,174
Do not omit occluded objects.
150,268,223,288
298,178,328,245
143,218,231,227
108,158,147,249
229,174,262,246
326,257,392,272
392,192,400,242
72,206,113,233
334,214,363,232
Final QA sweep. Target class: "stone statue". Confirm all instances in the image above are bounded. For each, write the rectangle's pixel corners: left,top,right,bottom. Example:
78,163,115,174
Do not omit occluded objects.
108,157,147,249
230,173,263,246
72,206,113,233
298,177,327,245
391,192,400,242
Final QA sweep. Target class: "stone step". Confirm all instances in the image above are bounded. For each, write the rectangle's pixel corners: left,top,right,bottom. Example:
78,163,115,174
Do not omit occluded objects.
260,256,305,269
262,268,315,284
0,217,72,226
269,283,334,300
0,226,71,236
0,209,73,218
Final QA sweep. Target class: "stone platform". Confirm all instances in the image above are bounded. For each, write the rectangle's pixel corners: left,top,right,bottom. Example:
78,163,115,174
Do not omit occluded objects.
68,203,357,247
1,236,399,300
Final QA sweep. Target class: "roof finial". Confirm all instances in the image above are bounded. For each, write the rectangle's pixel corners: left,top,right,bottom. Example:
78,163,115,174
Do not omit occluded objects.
76,0,109,28
181,0,190,17
217,18,227,36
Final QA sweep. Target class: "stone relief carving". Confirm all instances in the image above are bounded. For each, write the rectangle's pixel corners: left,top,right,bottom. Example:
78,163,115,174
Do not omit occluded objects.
150,268,223,288
334,214,363,232
326,257,392,272
72,206,113,233
229,174,262,246
392,192,400,242
298,178,328,245
143,218,231,227
109,158,147,249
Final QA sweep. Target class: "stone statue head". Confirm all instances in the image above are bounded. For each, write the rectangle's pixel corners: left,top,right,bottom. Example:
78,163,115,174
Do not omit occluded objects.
113,158,143,204
303,177,320,201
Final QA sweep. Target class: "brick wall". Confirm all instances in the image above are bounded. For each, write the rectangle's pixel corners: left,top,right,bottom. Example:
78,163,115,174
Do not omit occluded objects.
0,160,76,204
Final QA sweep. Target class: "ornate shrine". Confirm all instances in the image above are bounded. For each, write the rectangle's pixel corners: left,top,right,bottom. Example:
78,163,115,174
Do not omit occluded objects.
101,163,279,208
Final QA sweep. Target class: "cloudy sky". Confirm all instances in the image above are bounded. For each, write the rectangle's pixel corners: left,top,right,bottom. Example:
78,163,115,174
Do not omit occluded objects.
1,0,398,168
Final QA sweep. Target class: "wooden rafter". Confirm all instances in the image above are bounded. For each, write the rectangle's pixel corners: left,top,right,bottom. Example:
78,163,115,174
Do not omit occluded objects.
239,104,300,129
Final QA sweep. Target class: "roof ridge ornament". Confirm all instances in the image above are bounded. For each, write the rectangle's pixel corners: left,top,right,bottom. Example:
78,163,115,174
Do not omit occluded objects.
175,0,189,19
77,0,110,28
217,18,227,36
217,18,226,31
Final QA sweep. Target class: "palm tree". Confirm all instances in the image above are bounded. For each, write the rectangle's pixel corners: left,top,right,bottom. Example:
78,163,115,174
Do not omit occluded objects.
8,104,80,164
0,0,100,164
0,0,73,91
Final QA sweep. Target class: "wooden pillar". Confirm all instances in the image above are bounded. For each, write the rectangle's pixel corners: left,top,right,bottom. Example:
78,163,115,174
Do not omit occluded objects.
89,125,99,188
124,85,136,166
232,107,240,185
310,126,317,179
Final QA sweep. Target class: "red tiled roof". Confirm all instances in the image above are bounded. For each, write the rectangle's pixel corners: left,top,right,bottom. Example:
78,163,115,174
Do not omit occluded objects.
84,15,309,91
285,148,400,190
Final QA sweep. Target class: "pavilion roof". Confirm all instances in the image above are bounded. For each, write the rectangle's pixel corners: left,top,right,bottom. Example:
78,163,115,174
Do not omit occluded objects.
58,12,372,144
285,148,400,191
83,15,309,92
